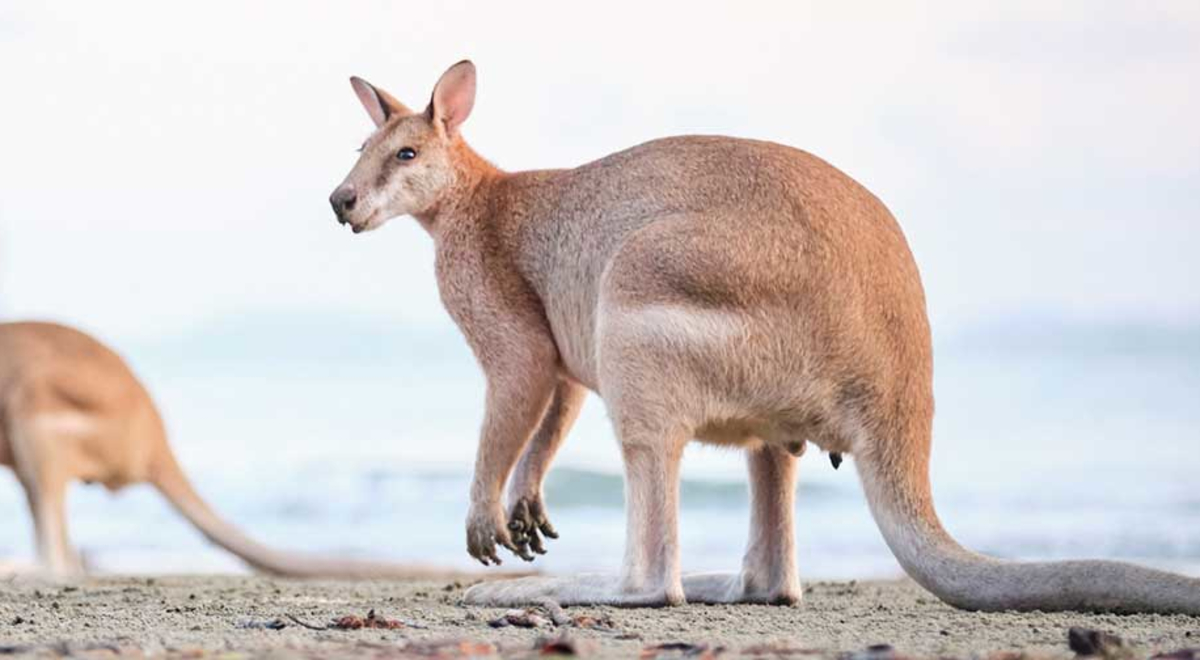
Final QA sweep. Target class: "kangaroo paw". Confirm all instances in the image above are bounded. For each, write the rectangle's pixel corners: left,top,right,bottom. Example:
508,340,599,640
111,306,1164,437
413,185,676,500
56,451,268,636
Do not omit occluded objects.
507,496,558,561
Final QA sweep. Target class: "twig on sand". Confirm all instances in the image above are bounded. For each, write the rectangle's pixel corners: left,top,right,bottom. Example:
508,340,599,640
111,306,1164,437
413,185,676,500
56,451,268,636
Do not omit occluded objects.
285,614,329,631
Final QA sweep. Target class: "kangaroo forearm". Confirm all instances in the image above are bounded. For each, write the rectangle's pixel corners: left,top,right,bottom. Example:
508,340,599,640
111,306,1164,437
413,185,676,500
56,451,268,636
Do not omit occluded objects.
508,380,586,497
470,377,556,505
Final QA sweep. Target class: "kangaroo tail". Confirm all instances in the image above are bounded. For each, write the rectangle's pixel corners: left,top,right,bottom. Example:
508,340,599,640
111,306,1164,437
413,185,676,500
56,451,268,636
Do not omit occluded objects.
854,440,1200,614
148,448,460,580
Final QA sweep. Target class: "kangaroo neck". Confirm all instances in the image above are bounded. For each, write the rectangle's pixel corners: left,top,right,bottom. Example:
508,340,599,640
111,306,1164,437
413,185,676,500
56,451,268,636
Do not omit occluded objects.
415,143,505,235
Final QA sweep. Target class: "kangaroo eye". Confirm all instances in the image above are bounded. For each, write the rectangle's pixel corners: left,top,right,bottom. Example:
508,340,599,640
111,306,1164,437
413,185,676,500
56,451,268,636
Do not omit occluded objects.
397,147,417,161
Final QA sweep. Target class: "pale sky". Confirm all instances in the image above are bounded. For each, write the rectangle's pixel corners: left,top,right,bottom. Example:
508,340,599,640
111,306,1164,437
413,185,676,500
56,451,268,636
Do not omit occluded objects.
1,1,1198,347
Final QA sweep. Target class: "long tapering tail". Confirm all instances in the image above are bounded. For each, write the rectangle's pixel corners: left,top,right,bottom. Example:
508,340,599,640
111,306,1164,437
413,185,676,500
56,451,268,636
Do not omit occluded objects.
148,449,465,580
855,445,1200,614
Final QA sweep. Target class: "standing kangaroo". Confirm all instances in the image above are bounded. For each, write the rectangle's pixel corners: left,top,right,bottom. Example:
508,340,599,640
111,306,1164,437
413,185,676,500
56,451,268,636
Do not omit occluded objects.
330,60,1200,612
0,321,455,580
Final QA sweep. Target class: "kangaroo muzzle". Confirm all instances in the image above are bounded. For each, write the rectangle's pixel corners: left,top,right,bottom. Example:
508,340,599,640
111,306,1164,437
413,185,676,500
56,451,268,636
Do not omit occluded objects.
329,184,358,225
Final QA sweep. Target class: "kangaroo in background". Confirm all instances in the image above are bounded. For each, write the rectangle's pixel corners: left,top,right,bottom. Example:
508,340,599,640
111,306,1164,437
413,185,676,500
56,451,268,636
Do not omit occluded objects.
0,321,458,580
330,60,1200,613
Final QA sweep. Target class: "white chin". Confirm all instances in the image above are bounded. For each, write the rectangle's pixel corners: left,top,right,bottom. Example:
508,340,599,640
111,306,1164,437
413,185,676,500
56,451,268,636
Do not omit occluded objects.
351,212,387,234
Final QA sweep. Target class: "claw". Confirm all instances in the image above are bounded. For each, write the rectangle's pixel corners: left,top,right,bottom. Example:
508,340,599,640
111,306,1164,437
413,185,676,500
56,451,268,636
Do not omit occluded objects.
526,497,559,540
529,529,546,555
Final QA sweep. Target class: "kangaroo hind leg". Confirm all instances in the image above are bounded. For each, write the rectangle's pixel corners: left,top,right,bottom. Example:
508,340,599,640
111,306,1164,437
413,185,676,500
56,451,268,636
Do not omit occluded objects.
15,429,82,577
683,441,801,604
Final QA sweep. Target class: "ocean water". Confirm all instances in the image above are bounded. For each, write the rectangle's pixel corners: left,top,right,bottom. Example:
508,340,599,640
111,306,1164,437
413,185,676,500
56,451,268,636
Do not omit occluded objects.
0,316,1197,581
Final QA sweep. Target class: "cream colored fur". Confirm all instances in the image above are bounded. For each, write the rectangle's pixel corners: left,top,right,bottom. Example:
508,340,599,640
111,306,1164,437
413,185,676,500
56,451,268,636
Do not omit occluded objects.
0,321,466,580
331,60,1200,613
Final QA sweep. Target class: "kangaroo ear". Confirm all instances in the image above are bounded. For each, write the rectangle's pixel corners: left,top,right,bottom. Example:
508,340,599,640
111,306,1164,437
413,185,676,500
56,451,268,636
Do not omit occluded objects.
350,76,411,128
428,60,476,135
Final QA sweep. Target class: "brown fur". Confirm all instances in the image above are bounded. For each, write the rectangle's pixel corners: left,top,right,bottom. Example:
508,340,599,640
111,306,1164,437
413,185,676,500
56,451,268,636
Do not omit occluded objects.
0,321,472,580
331,61,1200,613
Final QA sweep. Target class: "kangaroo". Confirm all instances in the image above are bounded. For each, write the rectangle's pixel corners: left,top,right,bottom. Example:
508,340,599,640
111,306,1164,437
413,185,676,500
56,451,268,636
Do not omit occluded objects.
330,60,1200,613
0,321,462,580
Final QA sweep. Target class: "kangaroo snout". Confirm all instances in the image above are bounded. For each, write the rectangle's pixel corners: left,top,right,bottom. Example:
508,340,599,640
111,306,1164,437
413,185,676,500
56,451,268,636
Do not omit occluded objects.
329,184,358,222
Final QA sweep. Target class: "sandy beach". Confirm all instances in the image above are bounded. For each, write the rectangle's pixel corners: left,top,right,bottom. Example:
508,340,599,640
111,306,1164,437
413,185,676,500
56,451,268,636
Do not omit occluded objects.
1,575,1196,658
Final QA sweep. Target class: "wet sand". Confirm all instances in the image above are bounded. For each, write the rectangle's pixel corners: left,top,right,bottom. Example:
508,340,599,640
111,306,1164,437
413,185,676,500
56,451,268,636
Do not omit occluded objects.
0,575,1197,658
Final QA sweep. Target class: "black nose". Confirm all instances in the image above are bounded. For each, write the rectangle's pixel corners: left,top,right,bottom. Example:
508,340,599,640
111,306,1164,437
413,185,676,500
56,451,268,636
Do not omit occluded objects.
330,185,358,216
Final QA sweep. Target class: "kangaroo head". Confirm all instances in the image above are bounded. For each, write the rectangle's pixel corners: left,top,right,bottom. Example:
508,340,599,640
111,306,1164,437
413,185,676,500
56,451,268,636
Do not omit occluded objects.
330,60,477,233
